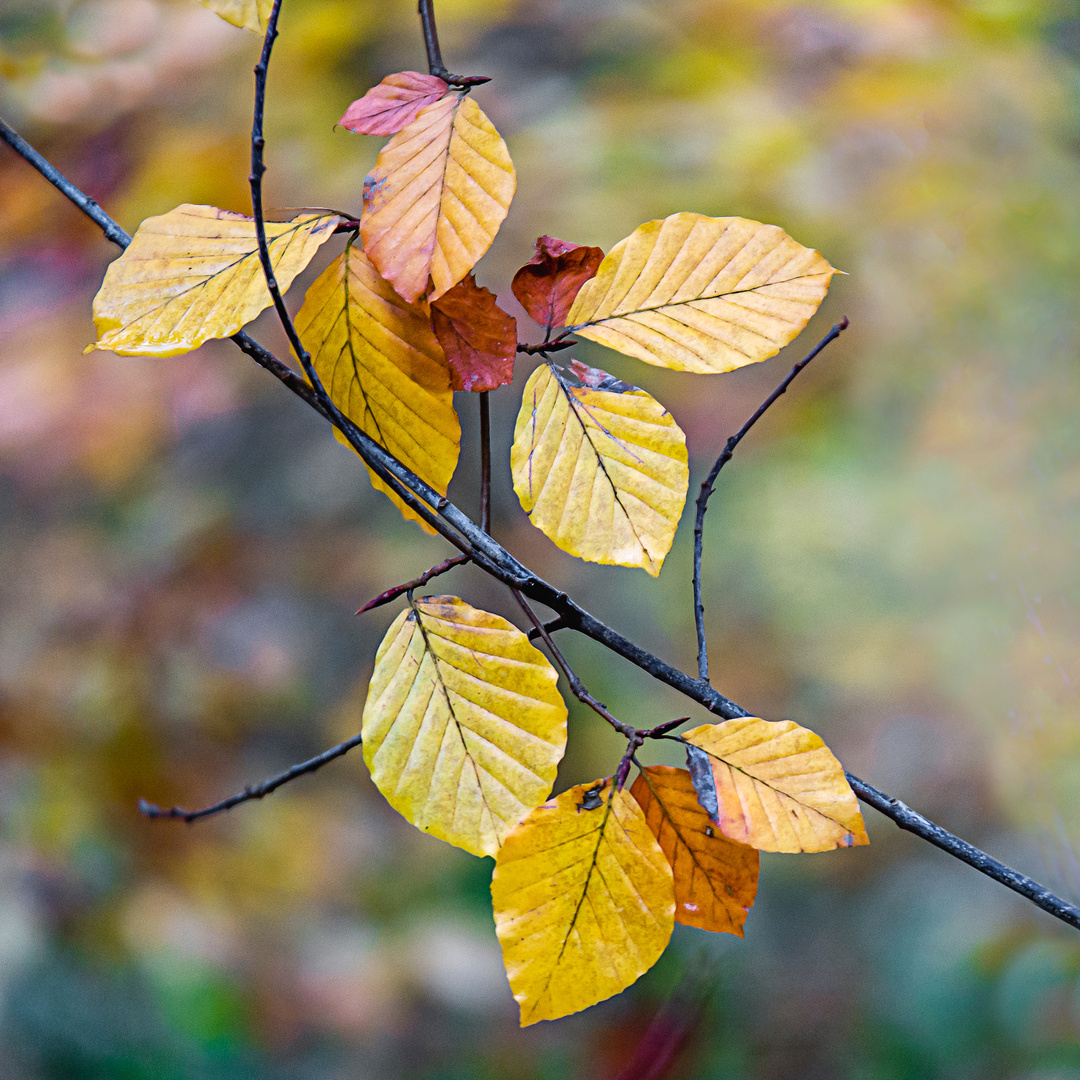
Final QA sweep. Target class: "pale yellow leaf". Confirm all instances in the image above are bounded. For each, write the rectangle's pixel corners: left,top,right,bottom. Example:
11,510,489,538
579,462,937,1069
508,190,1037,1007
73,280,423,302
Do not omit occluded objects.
360,93,516,304
630,765,759,936
294,240,460,532
510,363,688,576
491,778,674,1026
90,204,341,358
200,0,273,33
565,212,836,374
361,596,568,857
683,719,869,853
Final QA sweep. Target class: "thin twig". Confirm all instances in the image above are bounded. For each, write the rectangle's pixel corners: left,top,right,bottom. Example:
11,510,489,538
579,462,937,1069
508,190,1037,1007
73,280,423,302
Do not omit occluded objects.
511,589,636,739
358,555,470,613
138,734,364,823
479,391,491,533
417,0,490,86
5,124,1080,934
517,341,574,355
692,318,849,681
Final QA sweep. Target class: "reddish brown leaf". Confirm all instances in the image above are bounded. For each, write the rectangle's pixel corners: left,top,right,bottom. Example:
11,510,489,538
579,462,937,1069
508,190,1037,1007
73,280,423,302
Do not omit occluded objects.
568,359,635,393
511,235,604,331
431,275,517,392
339,72,450,136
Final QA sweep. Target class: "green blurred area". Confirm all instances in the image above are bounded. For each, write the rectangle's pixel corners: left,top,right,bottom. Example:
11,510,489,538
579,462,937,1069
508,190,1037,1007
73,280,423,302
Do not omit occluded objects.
2,0,1080,1075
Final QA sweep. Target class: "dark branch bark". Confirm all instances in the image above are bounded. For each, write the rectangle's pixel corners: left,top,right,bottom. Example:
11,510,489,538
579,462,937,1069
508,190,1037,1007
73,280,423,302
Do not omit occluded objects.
138,734,364,823
692,318,848,681
4,117,1079,934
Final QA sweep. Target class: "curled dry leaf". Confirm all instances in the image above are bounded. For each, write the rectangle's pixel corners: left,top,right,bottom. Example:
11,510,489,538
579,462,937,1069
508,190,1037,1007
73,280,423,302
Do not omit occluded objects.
491,778,674,1026
510,363,688,576
89,204,341,357
430,274,516,392
683,719,869,854
199,0,272,32
630,765,758,936
293,240,460,532
511,235,604,331
360,93,516,304
361,596,568,857
339,72,450,136
566,212,836,374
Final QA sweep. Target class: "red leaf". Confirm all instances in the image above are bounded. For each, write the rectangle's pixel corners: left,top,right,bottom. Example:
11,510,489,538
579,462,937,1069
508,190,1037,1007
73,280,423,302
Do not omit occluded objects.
511,236,604,331
339,72,450,136
430,275,517,392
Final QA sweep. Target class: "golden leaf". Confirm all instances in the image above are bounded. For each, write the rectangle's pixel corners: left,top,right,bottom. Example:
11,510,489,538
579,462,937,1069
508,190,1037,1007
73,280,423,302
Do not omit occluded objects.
361,596,568,857
683,719,869,853
359,93,516,304
491,778,674,1026
199,0,273,33
510,362,688,576
89,204,341,358
294,240,460,532
565,212,836,374
630,765,758,936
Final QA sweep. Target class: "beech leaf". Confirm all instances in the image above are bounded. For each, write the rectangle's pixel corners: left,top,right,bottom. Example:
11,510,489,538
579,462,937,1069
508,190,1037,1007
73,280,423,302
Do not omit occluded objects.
339,72,451,136
199,0,272,32
683,719,869,853
491,778,674,1026
511,236,604,331
89,204,342,358
630,766,759,936
565,212,837,374
294,240,461,533
430,274,516,392
360,93,516,304
361,596,568,857
510,363,688,576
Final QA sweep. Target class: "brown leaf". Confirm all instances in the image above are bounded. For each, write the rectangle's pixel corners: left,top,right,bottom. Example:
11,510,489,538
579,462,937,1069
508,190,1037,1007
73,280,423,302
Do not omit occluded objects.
511,235,604,331
339,72,450,136
430,275,516,392
630,766,759,936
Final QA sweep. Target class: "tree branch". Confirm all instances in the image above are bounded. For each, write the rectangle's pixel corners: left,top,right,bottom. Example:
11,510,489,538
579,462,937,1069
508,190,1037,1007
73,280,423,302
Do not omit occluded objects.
138,734,364,823
5,122,1079,934
692,318,848,681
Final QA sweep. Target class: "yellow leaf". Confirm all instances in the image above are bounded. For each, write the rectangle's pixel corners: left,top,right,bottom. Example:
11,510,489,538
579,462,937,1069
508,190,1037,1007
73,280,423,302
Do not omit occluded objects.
360,93,516,304
294,240,460,532
510,363,688,576
683,719,869,853
630,765,759,936
90,204,341,358
565,213,836,374
200,0,273,33
491,778,674,1026
361,596,568,857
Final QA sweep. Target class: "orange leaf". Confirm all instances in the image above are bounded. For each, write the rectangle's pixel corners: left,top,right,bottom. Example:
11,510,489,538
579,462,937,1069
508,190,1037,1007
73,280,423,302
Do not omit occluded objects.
684,719,869,853
430,274,516,392
339,72,450,136
630,766,758,936
511,236,603,331
359,93,516,304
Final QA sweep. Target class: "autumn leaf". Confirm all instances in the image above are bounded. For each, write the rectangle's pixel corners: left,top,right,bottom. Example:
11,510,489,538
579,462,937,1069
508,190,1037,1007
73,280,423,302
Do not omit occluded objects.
294,239,460,532
360,93,516,304
430,274,516,392
89,204,341,358
491,778,674,1026
361,596,568,857
565,213,836,374
510,362,688,576
683,719,869,853
630,766,758,936
511,236,604,331
199,0,272,33
339,72,450,136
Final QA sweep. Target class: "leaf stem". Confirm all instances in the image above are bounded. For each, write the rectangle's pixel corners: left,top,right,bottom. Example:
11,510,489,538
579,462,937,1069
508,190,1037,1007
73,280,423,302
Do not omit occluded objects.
692,318,848,682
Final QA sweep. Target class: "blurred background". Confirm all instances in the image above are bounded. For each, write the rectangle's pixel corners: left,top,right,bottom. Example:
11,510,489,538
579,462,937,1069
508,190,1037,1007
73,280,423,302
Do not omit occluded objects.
2,0,1080,1075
